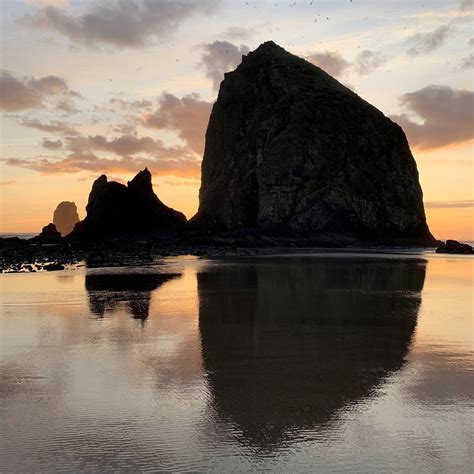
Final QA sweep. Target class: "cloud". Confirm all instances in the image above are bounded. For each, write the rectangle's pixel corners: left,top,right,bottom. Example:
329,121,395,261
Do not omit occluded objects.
198,40,250,90
19,118,80,136
139,92,212,155
4,153,201,178
218,26,255,41
4,128,202,178
459,53,474,69
0,180,16,186
41,138,63,149
161,179,200,187
306,51,350,78
64,134,186,158
407,25,451,56
56,96,79,114
112,123,137,135
391,85,474,150
459,0,473,12
0,71,76,111
110,98,153,110
354,50,387,75
21,0,220,49
425,200,474,209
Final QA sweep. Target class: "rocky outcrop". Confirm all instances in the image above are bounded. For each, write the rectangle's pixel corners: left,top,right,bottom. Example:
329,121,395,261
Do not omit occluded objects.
436,240,473,254
193,41,436,246
53,201,79,236
76,168,186,238
38,223,61,242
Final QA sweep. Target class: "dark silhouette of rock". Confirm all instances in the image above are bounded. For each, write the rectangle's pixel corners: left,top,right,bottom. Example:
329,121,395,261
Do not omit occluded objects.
76,168,186,237
44,263,65,271
37,223,61,242
193,41,436,246
53,201,79,236
198,257,426,448
436,240,473,254
85,272,181,319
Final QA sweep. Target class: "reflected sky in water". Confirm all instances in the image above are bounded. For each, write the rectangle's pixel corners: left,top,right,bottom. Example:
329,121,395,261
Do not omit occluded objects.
1,252,473,472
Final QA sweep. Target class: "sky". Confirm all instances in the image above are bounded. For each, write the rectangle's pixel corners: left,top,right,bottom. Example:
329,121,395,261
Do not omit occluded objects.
0,0,473,240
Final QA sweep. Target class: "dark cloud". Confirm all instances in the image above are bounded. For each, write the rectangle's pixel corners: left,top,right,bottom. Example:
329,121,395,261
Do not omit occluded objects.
0,71,76,112
391,85,474,150
425,200,474,209
21,0,220,49
19,118,80,136
139,92,212,155
198,41,250,90
469,38,474,47
306,51,350,78
354,50,387,75
41,138,63,150
407,25,450,56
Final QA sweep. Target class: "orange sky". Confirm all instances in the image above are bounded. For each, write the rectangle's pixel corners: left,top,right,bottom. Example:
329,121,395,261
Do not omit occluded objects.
0,0,473,239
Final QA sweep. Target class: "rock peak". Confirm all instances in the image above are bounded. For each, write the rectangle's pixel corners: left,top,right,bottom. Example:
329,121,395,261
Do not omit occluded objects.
194,42,436,246
128,168,153,194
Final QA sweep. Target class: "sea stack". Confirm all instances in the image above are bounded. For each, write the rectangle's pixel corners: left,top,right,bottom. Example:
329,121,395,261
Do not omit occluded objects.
76,168,186,237
193,41,436,246
53,201,79,236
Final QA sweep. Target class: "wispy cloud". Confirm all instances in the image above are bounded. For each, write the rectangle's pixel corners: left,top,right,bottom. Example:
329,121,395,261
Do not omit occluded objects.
425,200,474,208
407,25,451,56
0,180,16,186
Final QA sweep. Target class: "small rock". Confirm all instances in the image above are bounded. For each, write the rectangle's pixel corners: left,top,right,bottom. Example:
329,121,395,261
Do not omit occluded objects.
37,223,61,243
436,240,473,254
44,263,65,271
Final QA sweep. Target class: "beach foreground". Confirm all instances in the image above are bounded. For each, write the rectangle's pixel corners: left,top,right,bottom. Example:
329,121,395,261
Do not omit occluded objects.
1,251,472,472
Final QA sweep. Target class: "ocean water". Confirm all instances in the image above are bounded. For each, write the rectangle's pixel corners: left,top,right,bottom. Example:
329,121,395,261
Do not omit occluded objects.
0,251,472,472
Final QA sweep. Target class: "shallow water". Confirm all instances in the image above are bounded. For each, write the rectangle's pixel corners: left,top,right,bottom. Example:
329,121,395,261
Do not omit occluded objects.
1,252,473,472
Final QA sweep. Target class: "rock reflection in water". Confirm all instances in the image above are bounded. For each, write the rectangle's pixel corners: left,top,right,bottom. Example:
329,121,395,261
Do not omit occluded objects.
85,272,180,319
198,258,426,448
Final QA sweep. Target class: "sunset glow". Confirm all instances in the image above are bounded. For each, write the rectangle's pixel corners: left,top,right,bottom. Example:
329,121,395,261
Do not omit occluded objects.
1,0,472,238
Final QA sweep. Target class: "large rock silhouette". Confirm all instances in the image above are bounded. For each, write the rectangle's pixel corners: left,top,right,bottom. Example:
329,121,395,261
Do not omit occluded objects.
78,168,186,237
194,41,436,245
53,201,79,236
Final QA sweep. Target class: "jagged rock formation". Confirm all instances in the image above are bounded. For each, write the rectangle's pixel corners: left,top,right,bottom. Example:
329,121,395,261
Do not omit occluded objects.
53,201,79,236
193,41,436,246
38,223,61,242
436,240,473,254
76,168,186,237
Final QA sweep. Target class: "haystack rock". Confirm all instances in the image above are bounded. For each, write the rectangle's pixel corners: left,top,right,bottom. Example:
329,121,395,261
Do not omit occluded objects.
77,169,186,237
193,41,436,246
53,201,79,236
